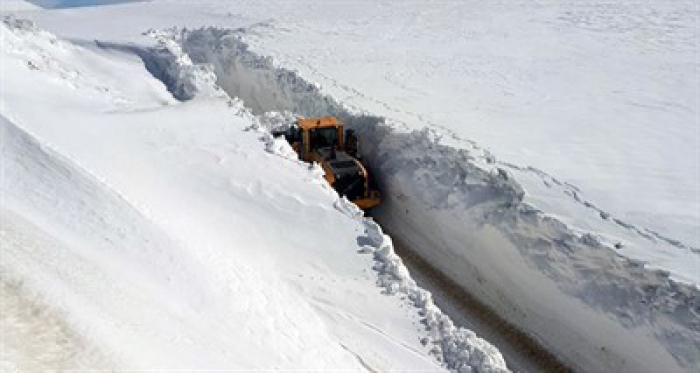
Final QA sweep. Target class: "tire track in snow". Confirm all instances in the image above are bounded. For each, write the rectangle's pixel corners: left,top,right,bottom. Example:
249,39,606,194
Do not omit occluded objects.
339,343,380,373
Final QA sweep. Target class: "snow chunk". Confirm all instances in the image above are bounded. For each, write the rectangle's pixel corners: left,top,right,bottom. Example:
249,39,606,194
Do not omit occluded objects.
360,217,509,373
142,28,224,101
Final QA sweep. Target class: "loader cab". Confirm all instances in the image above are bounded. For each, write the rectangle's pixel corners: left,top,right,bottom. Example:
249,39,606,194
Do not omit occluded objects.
309,126,339,149
297,117,345,163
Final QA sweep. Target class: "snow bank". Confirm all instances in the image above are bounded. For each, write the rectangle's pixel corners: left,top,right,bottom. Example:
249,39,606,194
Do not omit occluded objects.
368,129,700,372
158,26,700,372
1,19,507,372
0,111,214,368
360,218,507,372
138,28,224,100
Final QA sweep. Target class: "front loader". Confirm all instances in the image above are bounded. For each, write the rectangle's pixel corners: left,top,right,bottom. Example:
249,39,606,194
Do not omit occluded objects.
276,116,380,210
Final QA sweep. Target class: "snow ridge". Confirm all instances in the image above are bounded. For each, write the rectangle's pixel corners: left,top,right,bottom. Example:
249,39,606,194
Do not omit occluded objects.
140,28,223,100
499,161,699,254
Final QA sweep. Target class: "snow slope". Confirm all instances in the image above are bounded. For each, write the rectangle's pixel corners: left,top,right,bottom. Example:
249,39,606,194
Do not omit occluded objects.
5,0,699,372
0,17,507,371
0,1,40,12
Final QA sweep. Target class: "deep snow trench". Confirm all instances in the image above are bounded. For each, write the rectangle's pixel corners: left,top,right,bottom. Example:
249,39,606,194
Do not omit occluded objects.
127,27,699,373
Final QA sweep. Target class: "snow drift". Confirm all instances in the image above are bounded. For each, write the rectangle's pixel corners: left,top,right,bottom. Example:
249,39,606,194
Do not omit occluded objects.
145,26,700,372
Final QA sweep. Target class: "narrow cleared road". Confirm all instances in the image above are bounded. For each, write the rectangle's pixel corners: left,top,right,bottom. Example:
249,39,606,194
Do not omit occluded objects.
383,229,572,373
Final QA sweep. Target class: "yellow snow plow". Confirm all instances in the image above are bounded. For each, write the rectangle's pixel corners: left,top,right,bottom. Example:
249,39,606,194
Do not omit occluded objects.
275,116,380,210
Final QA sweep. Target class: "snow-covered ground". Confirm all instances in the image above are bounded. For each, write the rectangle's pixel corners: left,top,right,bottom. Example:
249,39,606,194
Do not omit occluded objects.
3,0,699,372
1,1,40,12
0,14,506,372
23,0,698,282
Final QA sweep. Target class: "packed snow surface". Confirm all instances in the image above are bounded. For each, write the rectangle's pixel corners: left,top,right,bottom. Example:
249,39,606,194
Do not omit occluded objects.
0,16,507,372
3,0,699,372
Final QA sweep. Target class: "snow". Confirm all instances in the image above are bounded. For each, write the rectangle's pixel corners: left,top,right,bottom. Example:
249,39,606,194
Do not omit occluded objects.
126,14,697,373
149,25,698,367
0,1,40,12
366,130,700,372
229,0,700,249
0,16,506,372
0,274,113,371
28,0,143,9
3,0,699,372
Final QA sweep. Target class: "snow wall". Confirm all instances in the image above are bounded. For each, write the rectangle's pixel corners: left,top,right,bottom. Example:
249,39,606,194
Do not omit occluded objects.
137,27,699,373
3,17,514,372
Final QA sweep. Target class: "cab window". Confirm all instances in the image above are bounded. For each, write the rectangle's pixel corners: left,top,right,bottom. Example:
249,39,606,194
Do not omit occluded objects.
309,127,339,149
